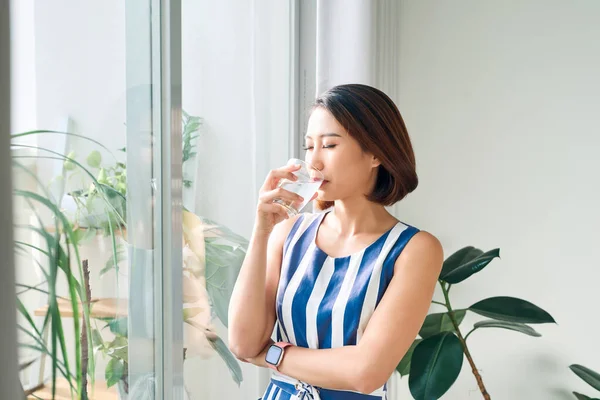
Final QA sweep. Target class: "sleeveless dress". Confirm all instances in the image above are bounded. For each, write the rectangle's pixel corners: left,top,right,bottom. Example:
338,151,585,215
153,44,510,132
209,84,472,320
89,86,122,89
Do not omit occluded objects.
260,211,420,400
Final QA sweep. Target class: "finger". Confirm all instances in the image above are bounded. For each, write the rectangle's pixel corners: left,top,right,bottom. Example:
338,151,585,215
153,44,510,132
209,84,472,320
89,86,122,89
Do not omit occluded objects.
273,203,291,221
257,202,290,220
283,163,302,171
262,167,300,190
260,187,304,205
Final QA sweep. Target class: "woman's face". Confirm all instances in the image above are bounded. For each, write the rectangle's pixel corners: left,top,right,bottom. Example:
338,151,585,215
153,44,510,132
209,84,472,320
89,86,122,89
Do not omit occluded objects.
304,107,380,202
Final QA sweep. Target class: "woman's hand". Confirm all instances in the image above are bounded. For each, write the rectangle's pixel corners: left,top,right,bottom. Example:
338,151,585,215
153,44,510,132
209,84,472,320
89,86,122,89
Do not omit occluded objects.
255,164,304,235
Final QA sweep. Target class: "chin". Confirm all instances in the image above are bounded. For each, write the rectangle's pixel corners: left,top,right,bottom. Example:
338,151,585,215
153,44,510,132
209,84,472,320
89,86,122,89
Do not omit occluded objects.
315,190,331,202
314,199,334,211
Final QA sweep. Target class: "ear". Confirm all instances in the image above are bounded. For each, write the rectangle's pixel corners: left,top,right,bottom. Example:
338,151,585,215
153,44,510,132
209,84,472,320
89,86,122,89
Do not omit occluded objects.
371,155,381,168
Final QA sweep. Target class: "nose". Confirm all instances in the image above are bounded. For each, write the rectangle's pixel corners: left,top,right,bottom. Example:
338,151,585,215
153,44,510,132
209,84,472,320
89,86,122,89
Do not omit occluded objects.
307,158,324,176
306,148,325,179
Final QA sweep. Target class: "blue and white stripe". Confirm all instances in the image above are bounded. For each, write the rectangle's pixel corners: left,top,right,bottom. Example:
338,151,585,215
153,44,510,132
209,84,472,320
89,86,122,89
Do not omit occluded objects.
267,211,419,400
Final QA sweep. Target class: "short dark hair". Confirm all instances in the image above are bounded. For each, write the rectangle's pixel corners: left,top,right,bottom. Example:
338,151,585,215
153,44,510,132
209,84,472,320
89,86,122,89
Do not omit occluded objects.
312,84,418,210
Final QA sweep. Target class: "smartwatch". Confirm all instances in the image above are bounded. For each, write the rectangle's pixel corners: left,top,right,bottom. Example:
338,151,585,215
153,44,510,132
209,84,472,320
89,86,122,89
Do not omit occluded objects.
265,342,292,371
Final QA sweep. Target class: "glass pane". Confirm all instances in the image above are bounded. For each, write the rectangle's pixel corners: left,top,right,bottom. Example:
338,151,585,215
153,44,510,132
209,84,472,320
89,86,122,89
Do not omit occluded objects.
180,1,296,398
10,1,183,399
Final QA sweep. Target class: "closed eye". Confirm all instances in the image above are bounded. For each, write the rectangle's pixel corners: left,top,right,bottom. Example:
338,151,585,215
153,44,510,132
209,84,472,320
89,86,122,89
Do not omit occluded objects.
302,145,337,150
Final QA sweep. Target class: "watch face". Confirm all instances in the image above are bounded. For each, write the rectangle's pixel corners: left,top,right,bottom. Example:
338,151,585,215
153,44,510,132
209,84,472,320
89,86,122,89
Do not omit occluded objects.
265,344,284,366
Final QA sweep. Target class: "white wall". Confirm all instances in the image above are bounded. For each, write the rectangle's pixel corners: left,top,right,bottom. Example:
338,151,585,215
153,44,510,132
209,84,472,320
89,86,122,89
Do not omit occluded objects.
9,0,37,141
34,1,127,188
391,1,600,399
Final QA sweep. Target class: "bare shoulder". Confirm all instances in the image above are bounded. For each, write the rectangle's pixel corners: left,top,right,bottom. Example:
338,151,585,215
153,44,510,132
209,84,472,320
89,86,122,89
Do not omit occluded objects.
269,213,304,248
394,230,444,273
406,230,443,255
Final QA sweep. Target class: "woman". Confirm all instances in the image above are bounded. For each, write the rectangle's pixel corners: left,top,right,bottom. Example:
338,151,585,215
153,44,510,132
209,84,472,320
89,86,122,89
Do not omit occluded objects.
228,84,443,400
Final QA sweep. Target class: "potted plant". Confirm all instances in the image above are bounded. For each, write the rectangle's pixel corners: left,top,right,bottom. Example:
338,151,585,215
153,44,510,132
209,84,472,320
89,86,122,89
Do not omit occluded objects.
13,112,245,399
396,246,557,400
12,130,114,399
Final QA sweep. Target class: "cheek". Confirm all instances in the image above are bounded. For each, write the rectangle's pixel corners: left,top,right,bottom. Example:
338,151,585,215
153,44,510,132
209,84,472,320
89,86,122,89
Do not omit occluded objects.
332,158,371,187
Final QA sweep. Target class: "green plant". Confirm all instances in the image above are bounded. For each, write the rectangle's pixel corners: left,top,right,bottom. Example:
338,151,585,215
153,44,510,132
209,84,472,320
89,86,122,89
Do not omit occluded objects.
396,246,556,400
12,130,121,399
97,209,247,392
93,317,129,392
62,148,127,232
182,110,202,188
61,110,202,233
569,364,600,400
14,120,244,398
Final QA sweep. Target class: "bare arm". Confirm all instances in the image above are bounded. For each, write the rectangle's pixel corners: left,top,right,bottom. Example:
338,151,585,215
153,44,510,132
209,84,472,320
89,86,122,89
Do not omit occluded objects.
244,231,444,393
227,216,299,359
227,164,305,359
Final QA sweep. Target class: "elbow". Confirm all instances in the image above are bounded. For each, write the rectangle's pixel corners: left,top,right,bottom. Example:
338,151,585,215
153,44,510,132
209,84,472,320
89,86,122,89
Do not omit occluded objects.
227,332,264,360
353,366,388,395
228,340,259,361
227,322,254,360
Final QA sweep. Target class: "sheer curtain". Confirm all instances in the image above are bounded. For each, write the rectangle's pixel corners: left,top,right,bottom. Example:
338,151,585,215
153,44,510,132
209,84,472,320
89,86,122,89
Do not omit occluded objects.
181,0,403,398
310,1,405,398
181,0,296,398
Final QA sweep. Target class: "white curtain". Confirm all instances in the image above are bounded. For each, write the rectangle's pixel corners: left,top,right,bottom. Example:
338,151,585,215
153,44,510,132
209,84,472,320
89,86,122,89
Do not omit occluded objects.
311,0,405,398
183,0,403,398
182,0,296,398
314,0,402,101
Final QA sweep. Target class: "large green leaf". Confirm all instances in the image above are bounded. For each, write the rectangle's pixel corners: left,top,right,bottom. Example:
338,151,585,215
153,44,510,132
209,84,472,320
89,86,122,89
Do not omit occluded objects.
419,311,466,338
570,364,600,391
396,339,421,377
439,247,482,277
469,296,556,324
105,357,126,388
409,332,464,400
101,317,128,337
207,334,243,386
573,392,599,400
101,242,126,276
91,329,105,353
439,247,500,284
73,227,97,244
472,320,541,337
105,336,128,362
202,219,248,327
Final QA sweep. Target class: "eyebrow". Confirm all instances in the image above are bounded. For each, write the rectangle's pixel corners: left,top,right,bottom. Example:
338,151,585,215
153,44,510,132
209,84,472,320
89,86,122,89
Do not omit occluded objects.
304,133,342,139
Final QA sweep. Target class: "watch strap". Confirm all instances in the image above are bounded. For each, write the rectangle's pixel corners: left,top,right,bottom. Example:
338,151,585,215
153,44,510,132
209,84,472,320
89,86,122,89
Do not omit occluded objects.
267,342,293,372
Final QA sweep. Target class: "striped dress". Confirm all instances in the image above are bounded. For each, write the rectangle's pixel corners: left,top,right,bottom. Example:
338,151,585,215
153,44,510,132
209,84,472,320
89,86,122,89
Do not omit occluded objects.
260,211,420,400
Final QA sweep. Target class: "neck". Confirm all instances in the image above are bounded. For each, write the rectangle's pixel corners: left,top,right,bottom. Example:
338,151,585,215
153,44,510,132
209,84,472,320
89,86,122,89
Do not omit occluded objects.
326,197,396,237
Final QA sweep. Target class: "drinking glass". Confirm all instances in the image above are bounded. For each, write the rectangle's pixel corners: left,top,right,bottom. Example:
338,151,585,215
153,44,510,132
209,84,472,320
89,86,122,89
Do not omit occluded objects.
273,158,324,216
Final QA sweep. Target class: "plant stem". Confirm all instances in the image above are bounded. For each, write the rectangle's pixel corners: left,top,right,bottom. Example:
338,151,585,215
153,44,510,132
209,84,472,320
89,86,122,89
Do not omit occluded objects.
441,282,491,400
81,259,91,400
431,300,447,307
464,327,476,342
